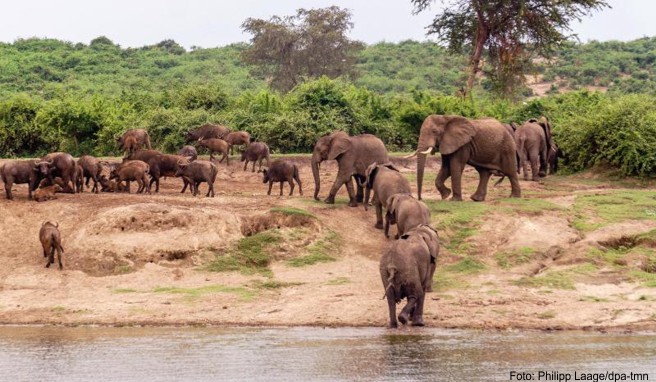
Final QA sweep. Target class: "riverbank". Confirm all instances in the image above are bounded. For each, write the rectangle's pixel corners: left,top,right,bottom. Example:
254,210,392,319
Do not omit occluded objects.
1,155,655,330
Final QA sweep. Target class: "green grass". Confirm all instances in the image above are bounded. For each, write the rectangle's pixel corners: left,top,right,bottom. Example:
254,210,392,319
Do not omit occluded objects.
115,265,134,274
113,288,138,294
425,199,491,254
443,257,487,274
206,231,280,275
572,190,656,232
514,270,575,290
579,295,610,302
630,270,656,288
153,285,255,300
432,272,469,292
51,306,66,312
495,247,538,269
251,280,304,289
287,230,339,267
326,277,351,285
537,311,556,319
496,198,564,214
269,207,316,218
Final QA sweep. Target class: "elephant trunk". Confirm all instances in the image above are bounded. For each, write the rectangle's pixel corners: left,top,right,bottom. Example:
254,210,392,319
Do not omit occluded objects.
416,153,427,201
312,152,321,201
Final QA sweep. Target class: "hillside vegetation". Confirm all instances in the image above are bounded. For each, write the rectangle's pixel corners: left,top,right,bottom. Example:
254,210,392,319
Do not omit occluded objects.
1,37,655,176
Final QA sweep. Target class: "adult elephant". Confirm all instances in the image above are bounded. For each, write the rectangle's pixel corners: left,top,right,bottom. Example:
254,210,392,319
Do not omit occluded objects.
516,116,552,181
407,115,521,201
312,131,388,207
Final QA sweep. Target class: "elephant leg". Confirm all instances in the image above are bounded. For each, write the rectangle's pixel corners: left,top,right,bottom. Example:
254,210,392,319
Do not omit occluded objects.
529,151,540,181
470,167,491,202
448,157,465,201
385,289,398,328
426,260,437,292
345,178,358,207
375,201,384,229
411,293,426,326
521,152,529,180
435,157,452,199
384,212,391,239
398,296,417,325
354,176,364,203
538,147,548,177
325,173,347,204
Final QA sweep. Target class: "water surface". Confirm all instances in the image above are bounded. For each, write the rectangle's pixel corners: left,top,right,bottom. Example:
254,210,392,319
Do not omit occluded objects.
0,326,654,381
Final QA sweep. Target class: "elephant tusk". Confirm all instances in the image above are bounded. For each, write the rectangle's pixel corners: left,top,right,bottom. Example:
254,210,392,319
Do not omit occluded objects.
403,150,418,159
420,147,434,155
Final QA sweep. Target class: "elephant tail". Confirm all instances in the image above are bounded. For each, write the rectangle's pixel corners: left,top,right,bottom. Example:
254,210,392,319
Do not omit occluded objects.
381,267,397,300
493,175,505,187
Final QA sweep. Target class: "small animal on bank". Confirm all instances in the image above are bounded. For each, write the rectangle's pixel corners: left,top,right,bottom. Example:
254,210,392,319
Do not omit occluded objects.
174,160,218,197
260,160,302,196
39,221,64,270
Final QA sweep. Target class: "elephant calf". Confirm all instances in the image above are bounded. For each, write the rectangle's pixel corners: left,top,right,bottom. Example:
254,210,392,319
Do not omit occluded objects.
39,221,64,270
362,163,412,230
380,225,439,328
385,193,431,240
261,160,302,196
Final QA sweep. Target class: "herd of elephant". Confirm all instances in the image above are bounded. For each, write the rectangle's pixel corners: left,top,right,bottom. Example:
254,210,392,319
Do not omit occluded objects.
1,114,560,328
312,114,559,328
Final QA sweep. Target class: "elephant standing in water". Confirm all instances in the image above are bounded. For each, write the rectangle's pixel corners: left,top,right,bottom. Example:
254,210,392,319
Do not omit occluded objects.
516,116,552,181
312,131,388,207
407,115,521,201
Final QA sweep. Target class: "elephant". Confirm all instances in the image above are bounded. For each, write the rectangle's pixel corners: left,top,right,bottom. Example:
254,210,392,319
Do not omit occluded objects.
361,163,412,230
516,116,552,181
312,131,389,207
407,115,521,202
380,224,439,328
547,142,564,175
385,193,431,240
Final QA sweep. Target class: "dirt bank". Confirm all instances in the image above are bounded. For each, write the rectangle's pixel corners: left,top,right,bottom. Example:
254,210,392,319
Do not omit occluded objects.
0,155,655,330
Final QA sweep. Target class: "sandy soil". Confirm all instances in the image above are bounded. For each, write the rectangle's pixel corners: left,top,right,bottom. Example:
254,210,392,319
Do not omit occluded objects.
0,155,655,331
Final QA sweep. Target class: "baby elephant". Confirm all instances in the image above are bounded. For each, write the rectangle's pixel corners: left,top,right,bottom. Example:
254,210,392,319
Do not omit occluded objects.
385,193,431,239
261,160,302,196
380,224,439,328
39,221,64,270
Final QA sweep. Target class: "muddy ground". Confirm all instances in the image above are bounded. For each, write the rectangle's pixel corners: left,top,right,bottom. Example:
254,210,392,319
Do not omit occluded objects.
1,154,655,331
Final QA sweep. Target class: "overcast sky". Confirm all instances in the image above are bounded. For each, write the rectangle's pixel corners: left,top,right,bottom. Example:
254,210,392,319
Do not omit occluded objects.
0,0,653,48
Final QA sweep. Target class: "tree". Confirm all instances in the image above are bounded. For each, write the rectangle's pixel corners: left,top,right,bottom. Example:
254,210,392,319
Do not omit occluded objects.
412,0,609,98
241,6,364,92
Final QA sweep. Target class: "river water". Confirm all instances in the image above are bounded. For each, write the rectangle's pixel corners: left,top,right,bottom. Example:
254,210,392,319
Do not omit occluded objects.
0,326,654,381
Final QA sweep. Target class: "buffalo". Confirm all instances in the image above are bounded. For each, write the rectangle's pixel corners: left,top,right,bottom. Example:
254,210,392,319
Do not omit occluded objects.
185,124,230,143
77,155,102,193
110,160,150,194
117,129,152,157
39,221,64,270
175,160,218,197
1,160,37,199
31,152,77,194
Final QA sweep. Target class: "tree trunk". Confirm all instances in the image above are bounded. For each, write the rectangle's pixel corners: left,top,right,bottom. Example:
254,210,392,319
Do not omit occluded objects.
465,8,489,96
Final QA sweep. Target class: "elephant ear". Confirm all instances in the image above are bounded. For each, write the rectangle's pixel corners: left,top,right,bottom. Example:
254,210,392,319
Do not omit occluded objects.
327,132,352,160
365,162,378,189
417,225,439,260
439,117,476,155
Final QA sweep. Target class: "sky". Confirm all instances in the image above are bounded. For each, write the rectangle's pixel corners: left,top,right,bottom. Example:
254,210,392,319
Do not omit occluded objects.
0,0,653,49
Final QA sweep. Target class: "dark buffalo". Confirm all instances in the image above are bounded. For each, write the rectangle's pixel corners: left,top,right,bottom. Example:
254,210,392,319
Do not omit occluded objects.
147,154,191,193
197,137,230,164
110,160,150,194
185,124,230,143
178,145,198,161
31,152,77,194
39,221,64,270
241,142,270,172
77,155,102,193
117,129,152,156
175,160,218,197
1,160,38,200
261,159,302,196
